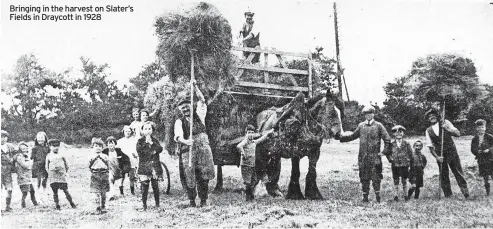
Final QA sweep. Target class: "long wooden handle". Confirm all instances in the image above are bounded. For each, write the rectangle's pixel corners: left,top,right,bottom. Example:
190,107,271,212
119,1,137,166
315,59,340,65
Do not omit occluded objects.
189,51,195,167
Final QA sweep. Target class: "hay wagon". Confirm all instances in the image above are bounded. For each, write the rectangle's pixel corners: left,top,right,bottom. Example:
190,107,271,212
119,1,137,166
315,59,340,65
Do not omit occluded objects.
211,46,315,191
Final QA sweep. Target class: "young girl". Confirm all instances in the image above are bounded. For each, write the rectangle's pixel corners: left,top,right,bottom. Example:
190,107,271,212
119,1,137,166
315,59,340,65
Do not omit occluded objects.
408,140,427,199
117,126,139,195
89,138,110,214
15,142,38,208
103,136,130,200
136,122,163,211
31,132,50,192
129,108,141,138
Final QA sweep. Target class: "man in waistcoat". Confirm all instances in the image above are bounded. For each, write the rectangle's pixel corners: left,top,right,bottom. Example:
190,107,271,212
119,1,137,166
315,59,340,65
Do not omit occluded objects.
239,10,260,64
424,109,469,198
174,80,215,207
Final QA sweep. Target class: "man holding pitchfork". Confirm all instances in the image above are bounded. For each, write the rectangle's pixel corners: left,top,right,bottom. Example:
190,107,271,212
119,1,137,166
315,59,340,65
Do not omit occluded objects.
174,78,215,208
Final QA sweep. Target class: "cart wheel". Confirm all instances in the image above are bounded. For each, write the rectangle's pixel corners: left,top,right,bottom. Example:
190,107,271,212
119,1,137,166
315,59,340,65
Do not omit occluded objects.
160,162,171,195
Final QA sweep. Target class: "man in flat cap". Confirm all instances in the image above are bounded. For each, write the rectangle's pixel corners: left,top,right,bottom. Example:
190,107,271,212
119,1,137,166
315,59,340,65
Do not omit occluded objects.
341,105,391,203
174,80,215,207
471,119,493,196
1,130,17,211
424,109,469,198
239,9,260,63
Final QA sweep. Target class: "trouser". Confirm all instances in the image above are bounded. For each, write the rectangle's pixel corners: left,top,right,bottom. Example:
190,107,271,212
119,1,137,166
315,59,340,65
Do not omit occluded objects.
242,166,257,200
361,179,381,194
184,172,209,201
438,154,469,197
21,184,37,206
50,183,75,207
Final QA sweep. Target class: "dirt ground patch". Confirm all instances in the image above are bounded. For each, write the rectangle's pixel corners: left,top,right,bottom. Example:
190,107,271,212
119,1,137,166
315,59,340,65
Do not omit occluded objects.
1,136,493,228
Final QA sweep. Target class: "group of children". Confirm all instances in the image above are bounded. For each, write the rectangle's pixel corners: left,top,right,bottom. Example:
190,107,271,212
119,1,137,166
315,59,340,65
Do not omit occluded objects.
1,130,76,211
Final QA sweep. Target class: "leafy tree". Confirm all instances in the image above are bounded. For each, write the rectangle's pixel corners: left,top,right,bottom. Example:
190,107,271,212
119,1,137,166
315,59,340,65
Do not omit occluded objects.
129,61,166,102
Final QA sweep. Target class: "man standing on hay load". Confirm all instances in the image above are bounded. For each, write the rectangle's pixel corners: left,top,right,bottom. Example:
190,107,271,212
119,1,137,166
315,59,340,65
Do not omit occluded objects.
424,109,470,199
174,80,215,207
239,9,260,64
340,106,391,203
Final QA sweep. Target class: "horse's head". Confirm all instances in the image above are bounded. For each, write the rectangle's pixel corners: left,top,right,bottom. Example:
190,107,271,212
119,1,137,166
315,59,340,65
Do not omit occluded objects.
307,90,344,140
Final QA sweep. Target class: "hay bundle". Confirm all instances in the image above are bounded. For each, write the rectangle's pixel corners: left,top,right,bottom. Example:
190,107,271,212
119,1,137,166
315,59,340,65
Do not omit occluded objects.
154,2,235,92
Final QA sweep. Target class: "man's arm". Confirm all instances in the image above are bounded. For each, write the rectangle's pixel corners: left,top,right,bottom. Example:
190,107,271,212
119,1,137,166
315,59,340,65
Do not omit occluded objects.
194,83,206,104
340,125,361,143
443,120,460,137
174,119,192,146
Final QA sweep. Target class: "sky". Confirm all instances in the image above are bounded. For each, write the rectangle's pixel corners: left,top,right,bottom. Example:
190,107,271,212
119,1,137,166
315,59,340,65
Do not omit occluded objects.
1,0,493,105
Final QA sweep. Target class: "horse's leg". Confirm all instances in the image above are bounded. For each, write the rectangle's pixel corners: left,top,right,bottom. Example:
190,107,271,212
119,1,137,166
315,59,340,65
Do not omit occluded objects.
286,156,304,200
266,156,283,197
213,165,223,193
305,147,323,200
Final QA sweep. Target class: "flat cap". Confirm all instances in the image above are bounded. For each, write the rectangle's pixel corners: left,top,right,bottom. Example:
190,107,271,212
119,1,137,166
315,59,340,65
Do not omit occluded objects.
361,106,375,114
475,119,487,126
425,109,439,119
48,139,61,146
1,130,9,137
244,11,254,16
391,125,406,132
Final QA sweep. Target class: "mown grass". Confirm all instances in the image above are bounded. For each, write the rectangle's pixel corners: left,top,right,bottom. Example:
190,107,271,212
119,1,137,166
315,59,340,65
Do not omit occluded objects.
1,136,492,228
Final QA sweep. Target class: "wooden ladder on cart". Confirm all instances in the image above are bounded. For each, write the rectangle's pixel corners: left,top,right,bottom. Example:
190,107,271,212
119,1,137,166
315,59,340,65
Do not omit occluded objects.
225,46,313,99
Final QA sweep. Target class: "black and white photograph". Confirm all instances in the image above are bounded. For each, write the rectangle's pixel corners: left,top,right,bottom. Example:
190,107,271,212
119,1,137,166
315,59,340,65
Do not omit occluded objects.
1,0,493,227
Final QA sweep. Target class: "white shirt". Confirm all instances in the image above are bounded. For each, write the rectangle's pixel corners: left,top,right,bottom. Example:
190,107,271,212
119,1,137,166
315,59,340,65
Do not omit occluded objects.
174,100,207,142
424,120,458,148
117,137,138,167
366,119,374,126
396,139,402,148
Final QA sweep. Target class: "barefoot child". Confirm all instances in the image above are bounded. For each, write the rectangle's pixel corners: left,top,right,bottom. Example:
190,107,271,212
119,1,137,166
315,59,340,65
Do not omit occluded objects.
31,132,50,194
408,140,427,199
236,125,273,201
15,142,38,208
384,125,413,201
1,130,17,211
471,119,493,196
89,138,110,214
45,139,76,210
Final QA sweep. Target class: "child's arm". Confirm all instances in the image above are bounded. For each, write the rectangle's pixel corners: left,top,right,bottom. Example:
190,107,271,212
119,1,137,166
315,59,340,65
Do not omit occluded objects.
152,138,163,154
16,155,31,169
422,155,427,168
63,156,69,172
237,138,247,156
253,129,274,144
45,155,50,172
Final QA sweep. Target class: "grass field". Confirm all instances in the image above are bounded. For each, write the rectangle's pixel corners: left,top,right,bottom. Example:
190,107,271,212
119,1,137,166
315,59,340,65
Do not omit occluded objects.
1,136,493,228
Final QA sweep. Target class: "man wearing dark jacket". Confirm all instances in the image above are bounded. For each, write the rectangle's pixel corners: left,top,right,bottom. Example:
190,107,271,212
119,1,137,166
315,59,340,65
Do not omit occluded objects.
471,119,493,196
425,109,469,198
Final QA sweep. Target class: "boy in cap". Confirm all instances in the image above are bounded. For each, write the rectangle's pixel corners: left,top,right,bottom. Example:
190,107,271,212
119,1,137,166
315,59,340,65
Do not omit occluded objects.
237,125,274,201
88,138,110,214
1,130,16,211
45,139,76,210
384,125,413,201
15,142,38,208
424,109,469,198
103,136,131,200
471,119,493,196
408,140,427,199
341,105,391,203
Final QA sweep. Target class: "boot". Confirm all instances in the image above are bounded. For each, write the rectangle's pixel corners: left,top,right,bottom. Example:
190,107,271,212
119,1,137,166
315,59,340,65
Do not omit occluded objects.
141,183,149,210
55,204,61,210
21,199,26,208
414,188,420,199
245,187,253,201
130,185,135,195
485,183,490,196
154,192,160,208
189,199,196,207
199,199,207,207
375,192,381,203
5,192,12,211
362,193,369,202
394,196,399,202
120,186,124,196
